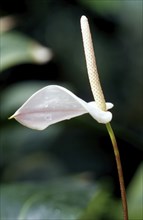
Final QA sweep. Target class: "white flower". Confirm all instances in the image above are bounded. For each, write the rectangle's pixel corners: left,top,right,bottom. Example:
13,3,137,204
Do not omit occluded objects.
9,85,113,130
9,16,114,130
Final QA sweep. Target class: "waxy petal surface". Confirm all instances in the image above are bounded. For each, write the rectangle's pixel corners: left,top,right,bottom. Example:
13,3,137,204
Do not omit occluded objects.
11,85,113,130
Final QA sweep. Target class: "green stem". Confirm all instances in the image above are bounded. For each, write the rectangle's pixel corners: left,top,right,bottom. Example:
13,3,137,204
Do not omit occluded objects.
106,122,128,220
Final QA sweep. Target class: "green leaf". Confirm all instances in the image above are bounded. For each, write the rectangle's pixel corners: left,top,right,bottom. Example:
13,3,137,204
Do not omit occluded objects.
0,31,52,72
127,163,143,219
78,189,110,220
108,163,143,220
79,0,120,14
1,178,106,220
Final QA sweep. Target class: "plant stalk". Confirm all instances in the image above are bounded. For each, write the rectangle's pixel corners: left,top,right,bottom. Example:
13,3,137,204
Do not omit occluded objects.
106,122,128,220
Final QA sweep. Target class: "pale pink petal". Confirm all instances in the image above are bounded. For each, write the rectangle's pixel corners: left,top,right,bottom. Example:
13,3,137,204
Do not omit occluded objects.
10,85,113,130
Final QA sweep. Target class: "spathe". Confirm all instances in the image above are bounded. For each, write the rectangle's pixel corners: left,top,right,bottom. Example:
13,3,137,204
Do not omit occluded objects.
9,85,113,130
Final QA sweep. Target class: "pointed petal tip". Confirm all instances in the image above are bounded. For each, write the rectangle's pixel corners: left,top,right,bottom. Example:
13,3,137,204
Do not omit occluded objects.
8,114,15,120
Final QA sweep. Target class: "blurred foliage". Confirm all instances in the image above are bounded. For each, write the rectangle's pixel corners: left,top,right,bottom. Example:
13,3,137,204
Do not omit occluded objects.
1,164,142,220
79,0,120,14
0,0,142,219
1,31,52,71
1,178,99,220
106,162,143,220
127,162,143,220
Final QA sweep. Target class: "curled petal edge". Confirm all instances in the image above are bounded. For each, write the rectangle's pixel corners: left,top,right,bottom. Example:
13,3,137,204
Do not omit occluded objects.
55,86,113,124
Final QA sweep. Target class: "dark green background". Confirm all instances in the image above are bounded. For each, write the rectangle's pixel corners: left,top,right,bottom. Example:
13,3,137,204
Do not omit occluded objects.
0,0,143,219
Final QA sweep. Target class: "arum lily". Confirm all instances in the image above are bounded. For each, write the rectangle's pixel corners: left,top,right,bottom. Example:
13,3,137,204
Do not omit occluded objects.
9,15,128,220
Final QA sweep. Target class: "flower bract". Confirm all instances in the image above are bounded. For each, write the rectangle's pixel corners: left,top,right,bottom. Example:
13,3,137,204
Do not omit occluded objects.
9,85,113,130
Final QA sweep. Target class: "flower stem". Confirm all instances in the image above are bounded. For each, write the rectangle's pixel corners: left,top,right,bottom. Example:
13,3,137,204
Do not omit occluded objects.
106,122,128,220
